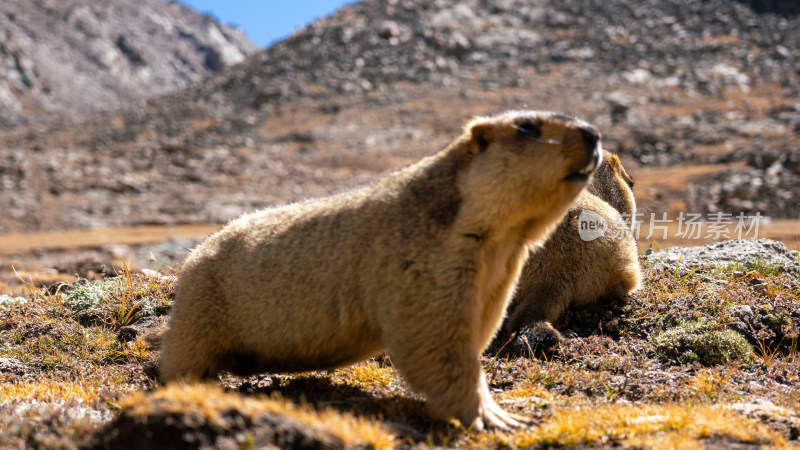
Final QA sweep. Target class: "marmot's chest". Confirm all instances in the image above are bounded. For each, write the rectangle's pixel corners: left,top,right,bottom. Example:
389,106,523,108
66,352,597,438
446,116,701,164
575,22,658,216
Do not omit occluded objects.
474,237,529,329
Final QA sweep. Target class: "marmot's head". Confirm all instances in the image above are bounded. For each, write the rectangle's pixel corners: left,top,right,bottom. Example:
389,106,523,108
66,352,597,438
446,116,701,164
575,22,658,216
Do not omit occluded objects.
588,151,636,217
455,110,602,241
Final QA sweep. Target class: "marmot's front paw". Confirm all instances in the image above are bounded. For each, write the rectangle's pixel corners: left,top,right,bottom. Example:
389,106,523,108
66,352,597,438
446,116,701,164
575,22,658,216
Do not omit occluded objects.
470,398,535,431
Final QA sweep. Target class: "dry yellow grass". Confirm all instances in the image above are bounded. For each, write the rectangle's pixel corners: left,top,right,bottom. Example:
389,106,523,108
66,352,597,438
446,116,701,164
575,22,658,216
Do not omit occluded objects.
471,403,788,448
1,378,105,404
332,358,398,389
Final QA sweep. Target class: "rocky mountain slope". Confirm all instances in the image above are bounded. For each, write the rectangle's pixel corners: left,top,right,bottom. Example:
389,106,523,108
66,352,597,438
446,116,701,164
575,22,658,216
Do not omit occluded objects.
191,0,799,110
0,0,798,236
0,0,258,127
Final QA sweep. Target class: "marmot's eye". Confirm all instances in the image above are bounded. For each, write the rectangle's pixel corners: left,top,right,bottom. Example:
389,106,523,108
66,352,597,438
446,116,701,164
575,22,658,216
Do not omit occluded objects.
627,177,635,188
515,120,542,139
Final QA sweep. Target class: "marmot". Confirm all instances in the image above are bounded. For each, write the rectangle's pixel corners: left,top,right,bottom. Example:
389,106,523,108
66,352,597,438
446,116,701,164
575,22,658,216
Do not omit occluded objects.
159,111,603,430
494,150,641,355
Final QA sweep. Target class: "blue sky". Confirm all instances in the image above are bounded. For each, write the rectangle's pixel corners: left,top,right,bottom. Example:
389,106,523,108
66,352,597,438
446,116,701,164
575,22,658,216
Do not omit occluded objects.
177,0,356,48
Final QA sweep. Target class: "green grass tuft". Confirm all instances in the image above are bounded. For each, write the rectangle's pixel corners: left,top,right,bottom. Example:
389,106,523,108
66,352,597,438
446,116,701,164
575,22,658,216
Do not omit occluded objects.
654,318,754,366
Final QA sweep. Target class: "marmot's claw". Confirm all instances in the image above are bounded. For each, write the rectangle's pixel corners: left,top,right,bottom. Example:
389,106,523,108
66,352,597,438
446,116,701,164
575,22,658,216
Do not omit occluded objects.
472,400,535,431
470,416,486,432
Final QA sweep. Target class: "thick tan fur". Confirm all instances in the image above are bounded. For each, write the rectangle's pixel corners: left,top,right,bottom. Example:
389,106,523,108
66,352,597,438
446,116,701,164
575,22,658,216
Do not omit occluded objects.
159,111,602,430
498,151,642,352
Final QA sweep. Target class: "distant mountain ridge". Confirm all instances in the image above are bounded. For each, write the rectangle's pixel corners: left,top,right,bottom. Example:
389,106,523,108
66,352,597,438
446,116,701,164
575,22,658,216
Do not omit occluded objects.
0,0,258,127
175,0,799,117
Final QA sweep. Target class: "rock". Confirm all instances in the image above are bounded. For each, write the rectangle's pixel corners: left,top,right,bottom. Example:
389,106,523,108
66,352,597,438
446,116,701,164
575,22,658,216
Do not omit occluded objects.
731,305,754,321
688,155,800,219
2,400,111,449
116,238,202,270
117,316,166,343
728,402,800,440
55,258,113,278
0,0,258,127
646,239,800,275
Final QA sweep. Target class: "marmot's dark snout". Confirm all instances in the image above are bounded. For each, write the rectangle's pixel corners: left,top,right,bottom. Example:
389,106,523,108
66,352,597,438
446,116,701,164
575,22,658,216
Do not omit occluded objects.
566,125,602,181
579,126,600,153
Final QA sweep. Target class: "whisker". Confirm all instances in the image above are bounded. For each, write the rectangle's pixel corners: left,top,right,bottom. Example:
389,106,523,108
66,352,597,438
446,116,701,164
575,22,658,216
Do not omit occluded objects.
534,138,562,145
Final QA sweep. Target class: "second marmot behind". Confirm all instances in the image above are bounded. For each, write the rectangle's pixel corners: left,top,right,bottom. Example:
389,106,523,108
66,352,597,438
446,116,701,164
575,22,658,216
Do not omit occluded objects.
495,150,642,355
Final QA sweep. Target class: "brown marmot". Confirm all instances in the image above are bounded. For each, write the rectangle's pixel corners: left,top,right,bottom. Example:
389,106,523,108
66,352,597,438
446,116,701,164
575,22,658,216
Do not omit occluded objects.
159,111,603,430
494,150,641,355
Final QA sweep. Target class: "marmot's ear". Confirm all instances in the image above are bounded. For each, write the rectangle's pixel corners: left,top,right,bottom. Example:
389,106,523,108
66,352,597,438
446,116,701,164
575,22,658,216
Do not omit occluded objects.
606,152,620,168
609,153,635,187
466,118,495,154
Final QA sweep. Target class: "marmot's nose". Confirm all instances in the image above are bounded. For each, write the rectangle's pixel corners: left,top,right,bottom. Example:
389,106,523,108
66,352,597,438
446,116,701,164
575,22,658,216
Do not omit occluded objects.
566,125,602,180
579,126,600,152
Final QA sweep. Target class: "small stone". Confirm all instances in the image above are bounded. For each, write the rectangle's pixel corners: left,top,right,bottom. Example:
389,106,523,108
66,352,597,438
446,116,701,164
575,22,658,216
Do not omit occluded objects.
117,316,166,343
731,305,753,320
0,357,30,375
